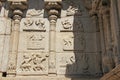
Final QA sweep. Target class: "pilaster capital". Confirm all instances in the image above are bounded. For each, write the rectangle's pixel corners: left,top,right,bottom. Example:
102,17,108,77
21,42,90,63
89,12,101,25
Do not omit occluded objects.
45,0,62,21
8,0,28,19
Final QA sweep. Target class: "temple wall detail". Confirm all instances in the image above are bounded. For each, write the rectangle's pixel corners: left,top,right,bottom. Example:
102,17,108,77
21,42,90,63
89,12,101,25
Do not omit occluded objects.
0,0,120,80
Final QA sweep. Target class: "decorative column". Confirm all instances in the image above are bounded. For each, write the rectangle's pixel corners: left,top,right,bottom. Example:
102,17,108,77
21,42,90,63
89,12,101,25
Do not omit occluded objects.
7,0,28,76
45,0,62,75
110,0,120,66
90,14,102,75
100,0,115,73
0,0,6,77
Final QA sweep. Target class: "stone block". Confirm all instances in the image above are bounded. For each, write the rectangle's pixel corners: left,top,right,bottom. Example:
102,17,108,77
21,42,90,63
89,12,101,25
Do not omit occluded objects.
18,32,49,52
56,32,98,53
56,53,102,76
16,52,49,75
20,18,49,32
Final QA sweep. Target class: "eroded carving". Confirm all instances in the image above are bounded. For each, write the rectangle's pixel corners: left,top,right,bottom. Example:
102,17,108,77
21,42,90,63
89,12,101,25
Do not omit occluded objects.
61,19,72,31
27,9,43,17
24,18,34,27
27,34,45,50
23,18,46,31
35,19,45,30
63,37,73,51
66,6,78,16
63,33,85,51
20,53,48,72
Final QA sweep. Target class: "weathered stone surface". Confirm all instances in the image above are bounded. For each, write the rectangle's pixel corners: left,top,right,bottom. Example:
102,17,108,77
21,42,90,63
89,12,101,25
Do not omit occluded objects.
18,32,49,52
0,0,120,80
0,18,11,35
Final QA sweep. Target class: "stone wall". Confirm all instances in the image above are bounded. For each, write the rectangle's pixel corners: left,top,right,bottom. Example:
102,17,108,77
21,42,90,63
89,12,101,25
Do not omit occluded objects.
0,0,120,80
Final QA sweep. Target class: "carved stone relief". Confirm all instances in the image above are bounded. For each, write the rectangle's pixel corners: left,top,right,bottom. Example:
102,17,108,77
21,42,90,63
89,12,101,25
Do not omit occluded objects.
56,32,85,52
20,18,49,32
26,9,44,17
66,6,78,16
17,53,49,75
56,53,99,75
18,32,49,52
27,34,45,50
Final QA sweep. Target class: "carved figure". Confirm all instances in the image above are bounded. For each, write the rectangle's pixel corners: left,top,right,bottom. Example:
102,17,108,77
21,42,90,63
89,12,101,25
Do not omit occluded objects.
66,6,78,16
32,54,46,71
61,20,72,29
20,54,48,72
24,18,34,27
20,54,32,71
35,19,45,30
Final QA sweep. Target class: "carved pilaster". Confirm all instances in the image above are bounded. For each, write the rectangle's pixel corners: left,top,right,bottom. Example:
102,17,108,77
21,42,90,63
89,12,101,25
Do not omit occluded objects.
45,0,62,75
99,0,116,74
110,0,120,66
7,0,28,76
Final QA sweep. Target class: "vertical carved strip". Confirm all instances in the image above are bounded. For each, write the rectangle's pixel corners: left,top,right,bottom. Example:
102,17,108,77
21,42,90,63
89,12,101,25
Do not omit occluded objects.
45,0,62,75
91,14,102,75
7,0,28,76
49,15,57,74
100,0,115,73
7,11,22,76
110,0,120,65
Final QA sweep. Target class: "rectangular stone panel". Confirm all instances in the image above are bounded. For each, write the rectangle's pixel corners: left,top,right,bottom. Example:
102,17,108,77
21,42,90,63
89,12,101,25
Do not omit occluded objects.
56,16,96,33
56,32,86,52
17,53,49,75
56,16,74,32
56,53,101,75
20,18,49,32
18,32,49,52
